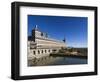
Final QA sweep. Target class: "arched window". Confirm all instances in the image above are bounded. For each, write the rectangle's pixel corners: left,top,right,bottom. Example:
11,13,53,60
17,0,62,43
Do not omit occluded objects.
45,50,46,53
48,50,50,52
33,51,35,55
42,50,43,53
38,50,40,54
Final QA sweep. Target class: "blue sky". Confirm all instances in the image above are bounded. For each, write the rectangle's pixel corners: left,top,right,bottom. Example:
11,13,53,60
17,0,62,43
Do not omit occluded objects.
28,15,87,48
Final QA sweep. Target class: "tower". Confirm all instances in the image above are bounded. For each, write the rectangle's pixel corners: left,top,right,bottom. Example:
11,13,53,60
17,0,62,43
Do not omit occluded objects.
32,25,48,41
31,25,40,41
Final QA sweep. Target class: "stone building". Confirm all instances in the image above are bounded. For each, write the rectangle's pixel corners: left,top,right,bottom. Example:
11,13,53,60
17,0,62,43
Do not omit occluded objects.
28,25,67,60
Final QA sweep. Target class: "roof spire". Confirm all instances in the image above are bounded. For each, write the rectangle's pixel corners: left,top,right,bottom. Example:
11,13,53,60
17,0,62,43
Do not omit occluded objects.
63,37,66,43
34,25,39,30
36,25,38,28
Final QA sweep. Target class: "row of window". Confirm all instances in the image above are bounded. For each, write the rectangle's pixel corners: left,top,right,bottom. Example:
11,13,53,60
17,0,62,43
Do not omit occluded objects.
33,49,51,55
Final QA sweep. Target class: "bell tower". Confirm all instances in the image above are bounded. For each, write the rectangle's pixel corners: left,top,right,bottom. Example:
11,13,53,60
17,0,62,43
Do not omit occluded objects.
32,25,43,39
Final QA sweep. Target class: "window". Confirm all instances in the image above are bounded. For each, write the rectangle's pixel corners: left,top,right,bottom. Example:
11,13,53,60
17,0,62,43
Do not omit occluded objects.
42,50,43,53
48,50,50,52
38,50,40,54
41,32,43,36
33,51,35,55
45,50,46,53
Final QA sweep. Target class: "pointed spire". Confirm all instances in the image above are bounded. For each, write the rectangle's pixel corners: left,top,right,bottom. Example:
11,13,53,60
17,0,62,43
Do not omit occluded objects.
34,25,39,31
63,37,66,43
35,25,38,30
